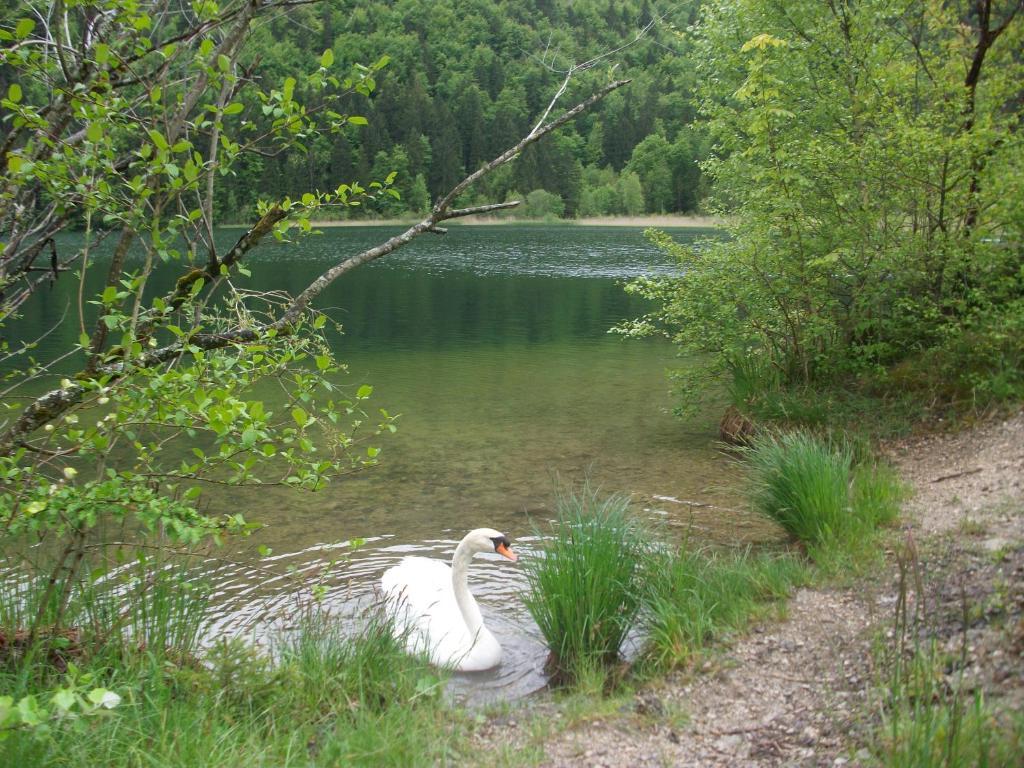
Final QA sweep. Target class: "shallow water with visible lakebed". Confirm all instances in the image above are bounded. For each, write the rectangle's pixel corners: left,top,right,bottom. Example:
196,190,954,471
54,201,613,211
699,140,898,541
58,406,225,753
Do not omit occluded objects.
9,224,780,703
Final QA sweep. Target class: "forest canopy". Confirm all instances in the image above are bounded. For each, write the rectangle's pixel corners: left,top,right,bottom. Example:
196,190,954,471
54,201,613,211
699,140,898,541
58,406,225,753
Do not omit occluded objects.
188,0,707,219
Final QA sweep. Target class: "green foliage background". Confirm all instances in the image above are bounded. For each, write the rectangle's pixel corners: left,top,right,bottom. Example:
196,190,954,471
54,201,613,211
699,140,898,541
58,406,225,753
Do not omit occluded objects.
192,0,708,219
623,0,1024,411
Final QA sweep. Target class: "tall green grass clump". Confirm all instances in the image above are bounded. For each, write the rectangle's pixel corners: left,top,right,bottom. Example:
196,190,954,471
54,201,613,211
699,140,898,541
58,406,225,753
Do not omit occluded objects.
0,546,208,677
746,431,854,547
273,610,456,767
523,486,650,686
745,431,906,569
276,609,443,718
643,548,808,671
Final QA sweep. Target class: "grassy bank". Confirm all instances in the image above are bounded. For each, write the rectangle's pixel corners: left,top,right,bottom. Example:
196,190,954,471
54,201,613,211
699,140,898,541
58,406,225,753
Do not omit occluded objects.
524,435,901,690
0,565,466,767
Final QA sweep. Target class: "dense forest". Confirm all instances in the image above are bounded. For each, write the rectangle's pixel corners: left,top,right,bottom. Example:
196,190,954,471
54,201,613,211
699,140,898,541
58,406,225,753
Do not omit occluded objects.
217,0,706,219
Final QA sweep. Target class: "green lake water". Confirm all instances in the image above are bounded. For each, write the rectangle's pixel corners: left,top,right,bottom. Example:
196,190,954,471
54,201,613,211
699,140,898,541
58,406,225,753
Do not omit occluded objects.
8,224,779,701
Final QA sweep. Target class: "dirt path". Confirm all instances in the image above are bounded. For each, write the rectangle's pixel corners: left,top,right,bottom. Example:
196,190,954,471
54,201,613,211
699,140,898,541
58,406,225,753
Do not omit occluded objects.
477,411,1024,767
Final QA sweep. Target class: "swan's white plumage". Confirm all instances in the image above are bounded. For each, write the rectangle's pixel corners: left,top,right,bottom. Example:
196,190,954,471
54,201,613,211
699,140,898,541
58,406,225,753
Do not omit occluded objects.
381,528,513,672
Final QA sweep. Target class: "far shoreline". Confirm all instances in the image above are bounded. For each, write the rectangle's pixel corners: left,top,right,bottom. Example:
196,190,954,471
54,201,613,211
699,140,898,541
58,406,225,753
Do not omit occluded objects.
221,214,724,230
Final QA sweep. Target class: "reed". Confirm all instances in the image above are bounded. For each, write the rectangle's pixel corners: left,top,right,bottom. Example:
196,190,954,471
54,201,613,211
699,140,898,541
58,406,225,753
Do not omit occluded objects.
869,538,1024,767
0,543,208,675
523,485,650,686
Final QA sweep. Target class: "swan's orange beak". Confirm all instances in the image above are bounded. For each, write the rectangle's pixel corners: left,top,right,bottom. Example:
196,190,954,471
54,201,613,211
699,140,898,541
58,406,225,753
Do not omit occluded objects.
496,542,518,562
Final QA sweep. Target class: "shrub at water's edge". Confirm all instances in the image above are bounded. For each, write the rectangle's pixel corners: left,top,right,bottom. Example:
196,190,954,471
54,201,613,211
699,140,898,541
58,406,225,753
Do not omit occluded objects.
523,486,650,687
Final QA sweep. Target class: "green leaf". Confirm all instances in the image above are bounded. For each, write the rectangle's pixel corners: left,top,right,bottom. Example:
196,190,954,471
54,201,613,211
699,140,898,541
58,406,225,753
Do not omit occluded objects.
217,54,231,73
320,48,334,68
356,384,373,399
15,18,35,39
222,101,244,115
24,500,46,516
291,407,308,427
347,115,368,126
17,695,42,726
87,688,121,709
101,285,117,304
312,314,327,329
86,121,103,142
94,43,110,65
0,696,14,728
147,129,169,150
7,83,22,104
51,689,76,712
315,354,330,371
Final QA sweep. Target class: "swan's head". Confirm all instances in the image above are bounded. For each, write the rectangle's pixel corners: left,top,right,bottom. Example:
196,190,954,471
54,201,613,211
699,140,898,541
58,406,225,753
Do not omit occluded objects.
465,527,518,562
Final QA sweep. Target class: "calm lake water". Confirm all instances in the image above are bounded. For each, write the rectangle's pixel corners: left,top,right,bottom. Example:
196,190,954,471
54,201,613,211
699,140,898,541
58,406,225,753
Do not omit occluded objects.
9,224,779,703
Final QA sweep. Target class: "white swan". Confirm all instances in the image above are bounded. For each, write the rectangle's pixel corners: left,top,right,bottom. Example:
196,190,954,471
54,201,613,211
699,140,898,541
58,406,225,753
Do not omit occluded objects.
381,528,517,672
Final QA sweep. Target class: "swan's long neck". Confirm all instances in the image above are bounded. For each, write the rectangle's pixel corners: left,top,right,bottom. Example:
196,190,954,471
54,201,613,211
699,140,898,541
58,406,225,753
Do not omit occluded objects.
451,539,484,637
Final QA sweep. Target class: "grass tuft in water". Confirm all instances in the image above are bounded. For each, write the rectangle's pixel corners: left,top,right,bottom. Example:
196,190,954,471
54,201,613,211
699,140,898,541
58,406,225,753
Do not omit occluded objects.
276,608,443,717
523,485,650,687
